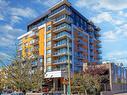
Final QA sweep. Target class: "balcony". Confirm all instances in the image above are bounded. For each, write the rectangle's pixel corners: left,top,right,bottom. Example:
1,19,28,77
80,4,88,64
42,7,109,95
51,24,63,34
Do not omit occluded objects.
96,44,102,48
53,43,71,49
95,26,101,32
49,6,72,18
87,25,94,32
97,55,102,60
53,15,73,25
76,55,85,59
90,39,94,43
53,23,71,33
90,45,94,50
97,50,102,54
95,32,101,37
53,60,71,65
53,51,72,57
53,32,71,41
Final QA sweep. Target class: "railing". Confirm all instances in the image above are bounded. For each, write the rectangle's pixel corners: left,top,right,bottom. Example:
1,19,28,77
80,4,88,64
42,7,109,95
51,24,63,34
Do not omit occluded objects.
97,50,102,54
90,45,94,50
53,51,72,56
53,60,71,64
53,15,72,24
96,44,102,48
53,43,71,48
53,32,71,40
49,6,71,18
53,23,71,33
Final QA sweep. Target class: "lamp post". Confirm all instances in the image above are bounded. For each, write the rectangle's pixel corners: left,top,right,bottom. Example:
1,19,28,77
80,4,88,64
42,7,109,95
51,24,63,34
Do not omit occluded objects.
67,37,71,95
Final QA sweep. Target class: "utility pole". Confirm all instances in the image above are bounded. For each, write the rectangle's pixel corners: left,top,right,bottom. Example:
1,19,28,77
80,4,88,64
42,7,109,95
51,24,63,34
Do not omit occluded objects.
67,37,71,95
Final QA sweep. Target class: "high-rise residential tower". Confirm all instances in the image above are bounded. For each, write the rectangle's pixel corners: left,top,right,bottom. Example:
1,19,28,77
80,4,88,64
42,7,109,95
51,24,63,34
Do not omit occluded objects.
17,0,101,93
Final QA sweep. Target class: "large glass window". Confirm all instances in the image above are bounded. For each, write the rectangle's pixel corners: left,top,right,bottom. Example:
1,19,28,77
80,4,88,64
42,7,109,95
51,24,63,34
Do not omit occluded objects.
47,57,51,63
46,33,51,38
47,41,51,47
47,49,51,54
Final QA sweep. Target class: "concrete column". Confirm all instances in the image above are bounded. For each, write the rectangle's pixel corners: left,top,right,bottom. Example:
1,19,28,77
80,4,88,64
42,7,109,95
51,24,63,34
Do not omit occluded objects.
63,84,66,94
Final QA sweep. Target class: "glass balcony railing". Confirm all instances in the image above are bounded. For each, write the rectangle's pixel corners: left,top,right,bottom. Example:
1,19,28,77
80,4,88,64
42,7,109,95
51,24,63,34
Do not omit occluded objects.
96,44,102,48
53,32,71,40
53,43,71,48
90,45,94,50
95,32,101,37
49,6,71,18
53,15,73,25
53,51,72,56
53,60,71,64
76,55,85,59
53,23,71,33
97,50,102,54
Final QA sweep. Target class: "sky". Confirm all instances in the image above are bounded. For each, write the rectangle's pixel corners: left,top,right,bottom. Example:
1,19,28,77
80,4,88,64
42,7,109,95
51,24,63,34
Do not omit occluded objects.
0,0,127,66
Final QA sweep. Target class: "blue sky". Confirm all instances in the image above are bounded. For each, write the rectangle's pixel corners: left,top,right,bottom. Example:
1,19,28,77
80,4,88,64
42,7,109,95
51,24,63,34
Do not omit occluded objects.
0,0,127,66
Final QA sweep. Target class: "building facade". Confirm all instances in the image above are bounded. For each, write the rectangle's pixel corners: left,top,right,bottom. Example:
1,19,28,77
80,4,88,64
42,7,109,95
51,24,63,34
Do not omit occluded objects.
83,62,127,95
17,0,101,93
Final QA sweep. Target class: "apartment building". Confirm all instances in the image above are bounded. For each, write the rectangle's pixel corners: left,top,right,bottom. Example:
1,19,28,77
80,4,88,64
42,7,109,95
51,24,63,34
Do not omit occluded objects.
17,0,101,93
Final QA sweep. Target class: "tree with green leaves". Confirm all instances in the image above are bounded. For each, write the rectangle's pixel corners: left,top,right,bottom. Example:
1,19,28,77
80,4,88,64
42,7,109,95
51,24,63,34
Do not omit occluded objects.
71,73,101,95
4,57,45,92
71,65,109,95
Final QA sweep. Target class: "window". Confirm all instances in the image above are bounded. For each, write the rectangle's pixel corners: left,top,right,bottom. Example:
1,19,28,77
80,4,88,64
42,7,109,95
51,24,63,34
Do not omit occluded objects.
46,25,52,31
47,49,51,54
47,57,51,63
46,33,51,38
47,41,51,47
47,66,51,71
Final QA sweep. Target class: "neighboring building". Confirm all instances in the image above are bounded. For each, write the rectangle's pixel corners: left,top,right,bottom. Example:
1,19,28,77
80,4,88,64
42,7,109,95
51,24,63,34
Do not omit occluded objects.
83,62,127,95
17,0,101,93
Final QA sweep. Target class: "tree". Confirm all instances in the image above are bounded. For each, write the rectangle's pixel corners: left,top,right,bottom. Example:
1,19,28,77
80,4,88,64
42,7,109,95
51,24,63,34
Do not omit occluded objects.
71,65,109,95
4,57,45,92
71,73,101,95
0,68,6,92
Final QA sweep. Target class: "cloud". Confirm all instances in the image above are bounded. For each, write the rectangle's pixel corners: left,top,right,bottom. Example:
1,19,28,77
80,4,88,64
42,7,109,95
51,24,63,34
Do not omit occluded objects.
118,11,127,17
10,7,38,18
102,23,127,42
99,0,127,11
34,0,60,7
104,50,127,66
75,0,99,8
0,14,4,20
10,16,22,25
0,24,24,47
0,52,11,58
108,51,127,58
75,0,127,11
0,0,38,24
91,12,124,25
